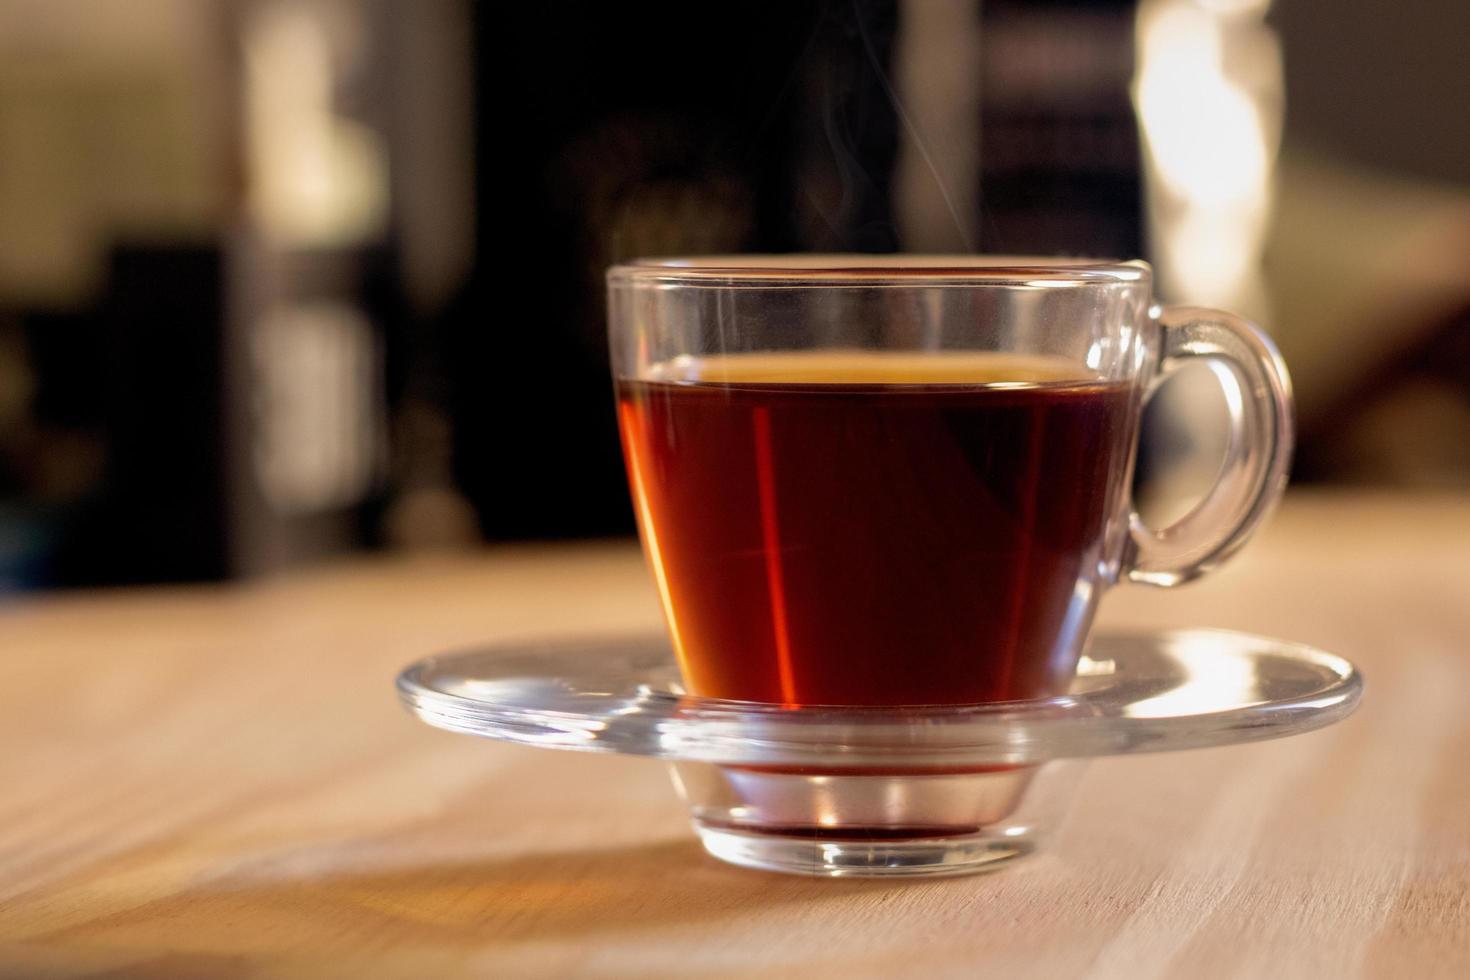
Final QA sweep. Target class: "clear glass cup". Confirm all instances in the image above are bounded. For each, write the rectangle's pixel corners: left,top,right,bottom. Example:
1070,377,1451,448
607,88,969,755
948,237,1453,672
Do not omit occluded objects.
605,255,1294,872
610,256,1291,693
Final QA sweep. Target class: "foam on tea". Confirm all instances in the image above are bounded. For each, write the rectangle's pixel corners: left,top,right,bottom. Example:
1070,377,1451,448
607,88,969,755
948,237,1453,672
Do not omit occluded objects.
644,349,1097,385
617,349,1136,706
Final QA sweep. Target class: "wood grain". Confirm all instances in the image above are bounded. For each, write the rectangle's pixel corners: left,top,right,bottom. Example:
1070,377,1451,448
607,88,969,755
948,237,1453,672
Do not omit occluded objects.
0,492,1467,979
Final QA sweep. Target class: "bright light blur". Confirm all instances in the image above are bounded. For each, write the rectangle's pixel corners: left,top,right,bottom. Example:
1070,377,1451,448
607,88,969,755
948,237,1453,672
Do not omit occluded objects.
244,1,387,247
1169,208,1260,307
1195,0,1272,19
1134,0,1281,312
252,302,379,515
1137,7,1267,207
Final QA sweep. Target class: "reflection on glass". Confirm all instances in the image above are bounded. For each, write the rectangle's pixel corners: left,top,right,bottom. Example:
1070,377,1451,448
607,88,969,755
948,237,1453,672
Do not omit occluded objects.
1124,630,1259,717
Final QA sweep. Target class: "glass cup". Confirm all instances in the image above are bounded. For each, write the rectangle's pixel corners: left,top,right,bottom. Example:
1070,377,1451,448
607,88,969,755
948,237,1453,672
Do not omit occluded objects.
607,256,1293,873
609,256,1291,707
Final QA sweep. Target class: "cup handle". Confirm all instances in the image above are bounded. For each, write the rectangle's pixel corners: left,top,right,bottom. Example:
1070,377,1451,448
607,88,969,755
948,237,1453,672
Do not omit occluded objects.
1124,305,1294,587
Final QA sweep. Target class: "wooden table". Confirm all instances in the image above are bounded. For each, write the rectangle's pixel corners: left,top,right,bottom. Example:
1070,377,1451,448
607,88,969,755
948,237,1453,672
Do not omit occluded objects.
2,491,1467,978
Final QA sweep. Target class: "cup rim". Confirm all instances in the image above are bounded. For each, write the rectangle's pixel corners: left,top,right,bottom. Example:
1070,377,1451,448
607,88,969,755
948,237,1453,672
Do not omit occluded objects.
608,254,1151,286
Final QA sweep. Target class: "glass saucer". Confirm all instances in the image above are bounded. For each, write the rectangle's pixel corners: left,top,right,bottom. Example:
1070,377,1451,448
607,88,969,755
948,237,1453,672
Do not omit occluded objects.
397,629,1361,878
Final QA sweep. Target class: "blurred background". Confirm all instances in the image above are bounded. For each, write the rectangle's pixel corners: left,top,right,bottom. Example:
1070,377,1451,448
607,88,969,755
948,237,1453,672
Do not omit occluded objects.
0,0,1466,590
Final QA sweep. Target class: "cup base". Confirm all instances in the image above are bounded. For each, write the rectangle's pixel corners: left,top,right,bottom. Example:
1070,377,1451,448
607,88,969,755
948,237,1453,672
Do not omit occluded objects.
693,822,1035,878
671,762,1057,877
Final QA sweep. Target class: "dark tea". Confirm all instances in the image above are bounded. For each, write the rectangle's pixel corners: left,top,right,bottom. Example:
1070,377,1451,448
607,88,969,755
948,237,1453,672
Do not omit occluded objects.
617,351,1137,707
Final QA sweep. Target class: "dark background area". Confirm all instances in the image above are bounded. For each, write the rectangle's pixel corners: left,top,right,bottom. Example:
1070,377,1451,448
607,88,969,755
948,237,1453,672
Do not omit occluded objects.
0,0,1466,590
456,2,824,540
457,0,1140,540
